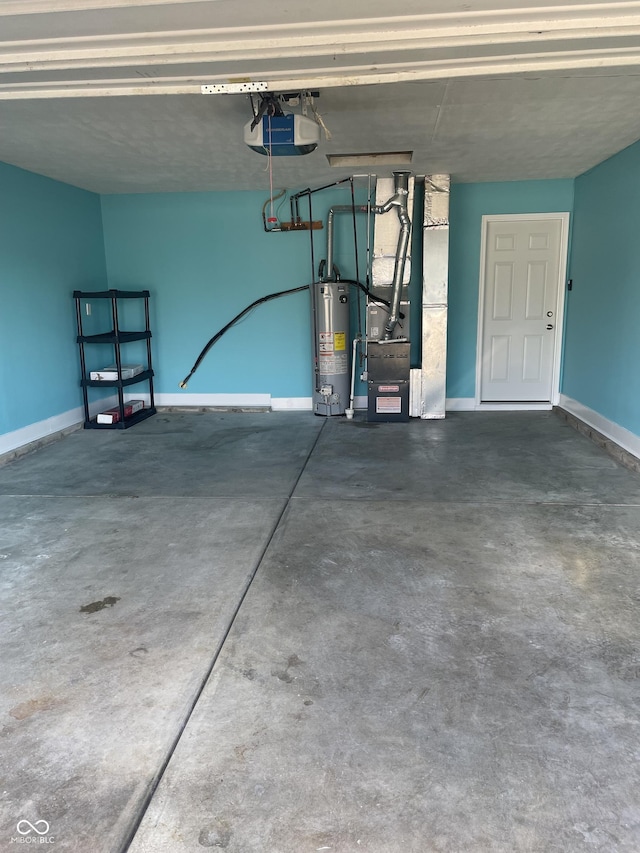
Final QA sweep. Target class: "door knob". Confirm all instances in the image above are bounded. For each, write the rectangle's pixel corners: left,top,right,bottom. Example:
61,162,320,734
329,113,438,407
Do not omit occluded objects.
547,324,554,330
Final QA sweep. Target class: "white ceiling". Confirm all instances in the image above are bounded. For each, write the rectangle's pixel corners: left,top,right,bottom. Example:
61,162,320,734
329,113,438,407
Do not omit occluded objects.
2,0,640,193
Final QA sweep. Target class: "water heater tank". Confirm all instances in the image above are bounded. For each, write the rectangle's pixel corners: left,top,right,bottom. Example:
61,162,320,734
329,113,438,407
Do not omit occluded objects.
311,281,350,416
244,114,320,156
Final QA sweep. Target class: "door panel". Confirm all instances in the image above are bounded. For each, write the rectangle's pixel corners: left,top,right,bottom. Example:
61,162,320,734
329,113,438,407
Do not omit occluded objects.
525,262,547,319
522,335,543,381
493,263,514,319
481,218,562,402
490,336,510,381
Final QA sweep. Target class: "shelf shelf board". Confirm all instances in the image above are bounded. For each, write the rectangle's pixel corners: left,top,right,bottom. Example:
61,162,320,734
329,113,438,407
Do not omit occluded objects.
83,407,157,430
77,330,152,344
73,289,150,299
81,369,154,388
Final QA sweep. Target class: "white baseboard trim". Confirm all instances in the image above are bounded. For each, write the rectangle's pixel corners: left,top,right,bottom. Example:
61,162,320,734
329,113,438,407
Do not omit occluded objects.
271,395,369,411
559,394,640,460
475,402,552,411
151,392,271,408
0,395,117,457
445,398,552,412
271,397,312,411
150,393,370,412
446,398,475,411
0,408,82,456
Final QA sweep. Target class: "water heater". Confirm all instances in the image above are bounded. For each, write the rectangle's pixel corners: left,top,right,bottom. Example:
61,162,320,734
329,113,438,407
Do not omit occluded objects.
310,280,350,416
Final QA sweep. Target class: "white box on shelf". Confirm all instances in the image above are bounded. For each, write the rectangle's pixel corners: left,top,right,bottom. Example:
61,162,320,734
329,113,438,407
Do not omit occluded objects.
90,364,144,381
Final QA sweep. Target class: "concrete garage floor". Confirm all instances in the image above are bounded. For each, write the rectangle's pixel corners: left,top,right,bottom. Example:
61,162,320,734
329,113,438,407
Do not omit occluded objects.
1,411,640,852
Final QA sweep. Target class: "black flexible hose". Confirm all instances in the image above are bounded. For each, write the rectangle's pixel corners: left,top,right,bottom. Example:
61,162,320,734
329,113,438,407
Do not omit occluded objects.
179,279,403,388
179,284,310,388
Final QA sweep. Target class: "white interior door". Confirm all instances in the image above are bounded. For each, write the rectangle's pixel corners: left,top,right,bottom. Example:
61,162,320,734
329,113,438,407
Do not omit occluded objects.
479,216,565,403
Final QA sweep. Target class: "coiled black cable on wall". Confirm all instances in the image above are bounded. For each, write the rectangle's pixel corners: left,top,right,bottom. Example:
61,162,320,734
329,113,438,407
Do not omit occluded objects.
178,279,402,389
179,177,407,389
179,285,310,389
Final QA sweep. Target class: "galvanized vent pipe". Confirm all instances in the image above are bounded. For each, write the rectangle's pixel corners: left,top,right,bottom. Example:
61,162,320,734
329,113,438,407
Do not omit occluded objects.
371,170,412,339
322,204,367,282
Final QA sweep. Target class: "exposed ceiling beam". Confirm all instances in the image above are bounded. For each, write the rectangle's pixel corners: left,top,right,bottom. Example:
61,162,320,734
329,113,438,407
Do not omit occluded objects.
3,48,640,99
0,0,219,14
2,2,640,99
4,24,640,74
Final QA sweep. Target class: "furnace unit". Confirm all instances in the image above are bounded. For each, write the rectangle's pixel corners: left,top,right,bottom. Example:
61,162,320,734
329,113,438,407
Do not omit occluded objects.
366,171,413,422
367,340,410,422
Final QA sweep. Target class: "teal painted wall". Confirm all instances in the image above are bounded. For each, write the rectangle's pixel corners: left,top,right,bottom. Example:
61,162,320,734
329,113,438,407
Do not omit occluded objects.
447,179,575,399
8,154,640,436
101,186,368,398
0,166,579,436
101,180,576,403
563,140,640,436
0,162,107,436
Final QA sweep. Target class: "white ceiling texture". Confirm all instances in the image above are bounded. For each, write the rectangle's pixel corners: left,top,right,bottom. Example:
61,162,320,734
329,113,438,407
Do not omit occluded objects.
1,0,640,193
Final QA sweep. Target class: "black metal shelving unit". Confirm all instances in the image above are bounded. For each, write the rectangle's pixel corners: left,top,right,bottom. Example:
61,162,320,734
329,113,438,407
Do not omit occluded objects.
74,289,156,429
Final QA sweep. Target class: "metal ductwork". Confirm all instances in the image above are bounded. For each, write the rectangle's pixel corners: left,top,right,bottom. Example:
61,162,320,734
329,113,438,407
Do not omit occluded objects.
420,174,450,419
365,171,413,422
321,205,367,282
371,170,412,340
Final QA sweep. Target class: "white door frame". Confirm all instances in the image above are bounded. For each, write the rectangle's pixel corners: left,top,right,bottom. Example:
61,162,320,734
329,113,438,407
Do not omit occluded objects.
475,212,570,410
